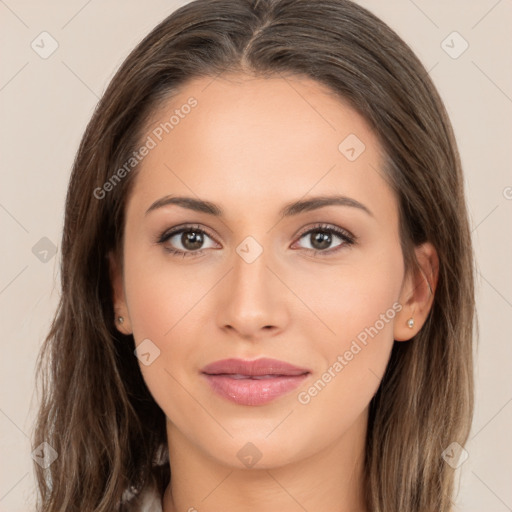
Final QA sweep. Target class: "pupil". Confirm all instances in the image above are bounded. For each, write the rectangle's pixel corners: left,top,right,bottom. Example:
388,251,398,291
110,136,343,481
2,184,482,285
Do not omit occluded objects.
182,231,203,250
312,231,331,250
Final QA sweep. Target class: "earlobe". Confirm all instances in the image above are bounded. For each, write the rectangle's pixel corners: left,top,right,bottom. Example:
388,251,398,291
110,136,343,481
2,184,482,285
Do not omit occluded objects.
394,242,439,342
108,251,132,334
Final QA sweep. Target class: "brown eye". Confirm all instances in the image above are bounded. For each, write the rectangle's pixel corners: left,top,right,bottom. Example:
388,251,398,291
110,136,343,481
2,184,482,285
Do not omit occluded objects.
294,224,355,255
179,230,205,251
306,230,333,250
157,225,218,257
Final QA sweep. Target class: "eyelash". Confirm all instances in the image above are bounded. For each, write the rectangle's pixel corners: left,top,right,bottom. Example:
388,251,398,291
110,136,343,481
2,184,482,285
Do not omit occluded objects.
156,223,356,259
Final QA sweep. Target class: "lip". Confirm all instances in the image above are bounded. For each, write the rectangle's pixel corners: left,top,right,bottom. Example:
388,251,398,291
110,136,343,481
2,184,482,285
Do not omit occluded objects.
201,358,310,406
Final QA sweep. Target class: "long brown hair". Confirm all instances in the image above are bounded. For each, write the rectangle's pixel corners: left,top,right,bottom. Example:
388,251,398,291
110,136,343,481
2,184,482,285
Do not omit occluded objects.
32,1,476,510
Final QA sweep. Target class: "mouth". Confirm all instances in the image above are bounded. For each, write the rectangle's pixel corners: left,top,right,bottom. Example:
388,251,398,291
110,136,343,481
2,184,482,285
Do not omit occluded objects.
201,358,311,406
201,357,310,376
211,373,302,379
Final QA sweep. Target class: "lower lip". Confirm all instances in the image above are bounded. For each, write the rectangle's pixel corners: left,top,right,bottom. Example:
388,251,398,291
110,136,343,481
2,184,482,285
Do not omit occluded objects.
202,373,309,406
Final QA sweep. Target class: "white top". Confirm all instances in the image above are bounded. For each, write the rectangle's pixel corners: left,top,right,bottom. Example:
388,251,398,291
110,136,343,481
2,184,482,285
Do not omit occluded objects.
138,487,163,512
121,485,163,512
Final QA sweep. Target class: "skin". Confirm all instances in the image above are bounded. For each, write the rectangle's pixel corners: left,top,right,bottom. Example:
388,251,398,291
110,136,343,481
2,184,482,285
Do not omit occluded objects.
110,73,438,512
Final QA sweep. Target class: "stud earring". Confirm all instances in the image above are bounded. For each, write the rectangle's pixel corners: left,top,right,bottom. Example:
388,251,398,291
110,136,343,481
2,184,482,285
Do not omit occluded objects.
117,316,124,324
407,318,414,329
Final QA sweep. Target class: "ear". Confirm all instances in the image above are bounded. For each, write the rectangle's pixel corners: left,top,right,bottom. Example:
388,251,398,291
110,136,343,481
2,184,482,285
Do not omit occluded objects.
393,242,439,342
108,250,132,335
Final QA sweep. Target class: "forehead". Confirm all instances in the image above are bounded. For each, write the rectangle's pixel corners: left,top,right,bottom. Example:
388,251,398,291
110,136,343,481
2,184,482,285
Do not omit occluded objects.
128,73,395,223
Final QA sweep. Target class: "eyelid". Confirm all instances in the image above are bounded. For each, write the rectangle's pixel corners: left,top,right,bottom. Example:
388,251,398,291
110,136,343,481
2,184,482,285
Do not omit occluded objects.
294,223,356,242
156,223,219,244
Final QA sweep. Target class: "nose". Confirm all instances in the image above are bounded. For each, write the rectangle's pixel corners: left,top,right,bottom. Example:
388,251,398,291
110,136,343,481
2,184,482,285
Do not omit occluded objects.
216,243,289,342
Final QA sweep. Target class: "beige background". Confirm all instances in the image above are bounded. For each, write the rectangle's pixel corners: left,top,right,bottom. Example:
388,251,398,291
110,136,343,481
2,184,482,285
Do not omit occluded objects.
1,1,511,510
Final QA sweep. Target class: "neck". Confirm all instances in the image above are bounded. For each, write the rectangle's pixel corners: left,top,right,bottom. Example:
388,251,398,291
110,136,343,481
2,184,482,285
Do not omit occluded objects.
162,409,369,512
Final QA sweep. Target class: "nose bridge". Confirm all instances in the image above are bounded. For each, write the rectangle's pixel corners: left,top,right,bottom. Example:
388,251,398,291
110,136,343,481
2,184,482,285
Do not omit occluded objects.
218,234,286,336
231,234,275,305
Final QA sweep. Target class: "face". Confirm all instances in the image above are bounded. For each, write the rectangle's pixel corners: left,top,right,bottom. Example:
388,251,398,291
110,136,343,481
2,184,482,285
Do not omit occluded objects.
111,73,425,469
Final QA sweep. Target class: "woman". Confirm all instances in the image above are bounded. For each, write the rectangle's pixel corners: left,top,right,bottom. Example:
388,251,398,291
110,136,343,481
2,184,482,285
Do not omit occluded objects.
32,0,476,511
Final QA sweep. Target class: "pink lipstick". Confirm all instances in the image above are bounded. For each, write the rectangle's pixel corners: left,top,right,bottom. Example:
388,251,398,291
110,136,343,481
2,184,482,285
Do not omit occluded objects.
201,357,310,406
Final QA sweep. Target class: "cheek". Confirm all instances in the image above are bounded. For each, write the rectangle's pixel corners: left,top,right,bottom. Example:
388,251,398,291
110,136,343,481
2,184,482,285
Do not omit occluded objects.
122,245,217,419
292,244,404,346
125,276,199,429
291,248,403,406
123,242,209,337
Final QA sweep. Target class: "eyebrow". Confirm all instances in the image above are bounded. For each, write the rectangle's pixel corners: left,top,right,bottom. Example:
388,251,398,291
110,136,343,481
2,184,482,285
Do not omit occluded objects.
145,194,373,218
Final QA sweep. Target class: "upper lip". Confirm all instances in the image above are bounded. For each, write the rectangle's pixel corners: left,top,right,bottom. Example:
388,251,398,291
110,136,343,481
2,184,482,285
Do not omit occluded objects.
201,358,310,377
